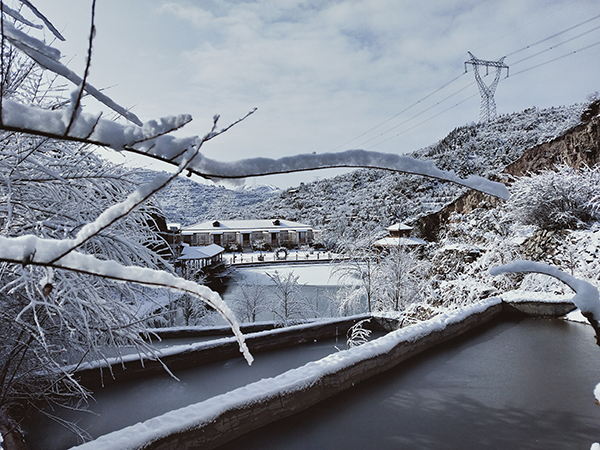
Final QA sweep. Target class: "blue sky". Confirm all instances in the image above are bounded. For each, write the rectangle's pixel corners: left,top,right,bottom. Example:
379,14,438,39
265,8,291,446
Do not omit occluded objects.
26,0,600,187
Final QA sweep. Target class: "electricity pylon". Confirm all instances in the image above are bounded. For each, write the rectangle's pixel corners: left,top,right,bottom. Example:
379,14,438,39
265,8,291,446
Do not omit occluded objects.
464,52,509,123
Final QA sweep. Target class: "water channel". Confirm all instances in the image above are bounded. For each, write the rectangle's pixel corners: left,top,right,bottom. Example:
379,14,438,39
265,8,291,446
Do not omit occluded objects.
218,317,600,450
24,316,600,449
23,333,369,450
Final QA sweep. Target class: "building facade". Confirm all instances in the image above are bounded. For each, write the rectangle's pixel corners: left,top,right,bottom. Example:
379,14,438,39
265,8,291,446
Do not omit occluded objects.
181,219,321,250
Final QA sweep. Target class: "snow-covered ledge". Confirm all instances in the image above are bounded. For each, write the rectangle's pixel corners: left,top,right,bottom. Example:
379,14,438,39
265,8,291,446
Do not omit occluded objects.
69,299,502,450
491,260,600,339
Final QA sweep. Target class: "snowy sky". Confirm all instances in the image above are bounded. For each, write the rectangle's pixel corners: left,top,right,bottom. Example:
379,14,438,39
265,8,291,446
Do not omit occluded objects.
25,0,600,188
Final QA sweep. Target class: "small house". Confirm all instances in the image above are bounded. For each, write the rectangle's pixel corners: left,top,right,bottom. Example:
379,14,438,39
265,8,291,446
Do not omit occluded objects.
374,222,426,249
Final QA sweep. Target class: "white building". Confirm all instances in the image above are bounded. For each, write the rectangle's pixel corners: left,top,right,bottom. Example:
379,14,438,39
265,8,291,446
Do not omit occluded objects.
181,219,321,250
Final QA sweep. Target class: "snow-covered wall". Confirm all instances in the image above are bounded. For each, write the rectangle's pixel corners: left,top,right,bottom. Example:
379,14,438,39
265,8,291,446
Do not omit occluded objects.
70,300,503,450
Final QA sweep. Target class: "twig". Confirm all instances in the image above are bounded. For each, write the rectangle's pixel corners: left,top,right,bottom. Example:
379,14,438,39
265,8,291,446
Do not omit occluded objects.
64,0,96,136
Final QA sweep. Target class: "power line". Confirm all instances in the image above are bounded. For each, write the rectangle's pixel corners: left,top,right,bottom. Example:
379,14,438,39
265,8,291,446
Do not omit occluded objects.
511,39,600,77
367,93,479,149
505,12,600,58
329,72,466,151
354,81,474,148
510,23,600,66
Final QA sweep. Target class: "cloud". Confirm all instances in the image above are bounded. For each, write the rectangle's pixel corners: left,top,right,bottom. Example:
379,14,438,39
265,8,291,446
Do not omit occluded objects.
25,0,600,187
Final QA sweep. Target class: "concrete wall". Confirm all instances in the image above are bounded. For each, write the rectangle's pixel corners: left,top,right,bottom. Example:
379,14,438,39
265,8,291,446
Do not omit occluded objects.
75,315,372,388
85,303,503,450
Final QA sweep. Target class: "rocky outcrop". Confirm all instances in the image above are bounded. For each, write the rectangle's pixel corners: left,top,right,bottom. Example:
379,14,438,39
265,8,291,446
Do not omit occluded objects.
504,107,600,177
416,107,600,241
415,189,501,241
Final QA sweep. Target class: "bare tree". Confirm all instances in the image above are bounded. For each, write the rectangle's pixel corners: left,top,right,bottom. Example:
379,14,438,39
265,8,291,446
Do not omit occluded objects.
374,244,428,312
332,231,383,314
267,271,315,325
233,278,268,323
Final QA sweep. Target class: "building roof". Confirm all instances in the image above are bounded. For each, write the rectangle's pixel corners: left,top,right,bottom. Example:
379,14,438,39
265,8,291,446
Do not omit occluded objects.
374,237,426,247
386,222,413,232
181,219,316,234
177,243,224,261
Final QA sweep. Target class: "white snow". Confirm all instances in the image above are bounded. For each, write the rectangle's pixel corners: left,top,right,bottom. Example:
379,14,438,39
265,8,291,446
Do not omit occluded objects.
68,299,501,450
235,263,347,286
490,260,600,322
499,290,574,304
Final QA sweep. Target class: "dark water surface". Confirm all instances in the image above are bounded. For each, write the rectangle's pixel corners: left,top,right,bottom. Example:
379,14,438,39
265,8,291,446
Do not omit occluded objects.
218,317,600,450
23,333,365,450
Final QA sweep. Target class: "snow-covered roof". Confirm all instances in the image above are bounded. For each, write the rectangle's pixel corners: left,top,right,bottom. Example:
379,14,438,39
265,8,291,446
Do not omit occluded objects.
181,219,317,234
386,222,413,232
177,244,224,261
374,237,426,247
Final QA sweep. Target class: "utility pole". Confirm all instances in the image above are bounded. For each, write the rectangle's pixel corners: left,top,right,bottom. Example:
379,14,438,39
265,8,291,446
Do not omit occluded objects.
464,52,509,123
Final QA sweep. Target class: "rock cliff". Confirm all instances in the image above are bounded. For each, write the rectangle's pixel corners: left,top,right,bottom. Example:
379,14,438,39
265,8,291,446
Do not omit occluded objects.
416,103,600,241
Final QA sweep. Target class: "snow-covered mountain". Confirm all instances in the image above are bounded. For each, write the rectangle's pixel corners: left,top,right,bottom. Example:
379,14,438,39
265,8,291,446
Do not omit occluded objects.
133,176,281,226
239,102,587,242
150,100,588,242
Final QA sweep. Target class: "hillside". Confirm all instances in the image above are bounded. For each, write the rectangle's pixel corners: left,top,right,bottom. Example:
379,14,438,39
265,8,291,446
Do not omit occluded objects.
152,99,589,243
238,102,587,243
142,177,280,226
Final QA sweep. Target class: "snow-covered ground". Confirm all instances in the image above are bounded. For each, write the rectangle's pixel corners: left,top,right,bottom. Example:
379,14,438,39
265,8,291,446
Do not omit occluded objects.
230,261,350,286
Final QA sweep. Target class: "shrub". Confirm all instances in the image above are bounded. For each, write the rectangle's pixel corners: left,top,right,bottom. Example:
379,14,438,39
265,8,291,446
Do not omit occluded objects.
507,164,600,230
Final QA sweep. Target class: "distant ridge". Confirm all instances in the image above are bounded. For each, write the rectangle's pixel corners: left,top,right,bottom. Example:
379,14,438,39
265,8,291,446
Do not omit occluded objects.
150,99,591,244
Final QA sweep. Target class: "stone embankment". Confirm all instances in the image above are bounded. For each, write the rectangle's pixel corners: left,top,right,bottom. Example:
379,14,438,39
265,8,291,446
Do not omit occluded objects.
70,299,574,450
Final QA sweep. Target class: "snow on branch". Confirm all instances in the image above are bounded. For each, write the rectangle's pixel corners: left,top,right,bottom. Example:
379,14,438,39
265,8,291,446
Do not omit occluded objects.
0,99,509,199
188,149,510,199
14,0,65,41
0,234,253,365
490,260,600,334
0,2,42,29
1,12,140,125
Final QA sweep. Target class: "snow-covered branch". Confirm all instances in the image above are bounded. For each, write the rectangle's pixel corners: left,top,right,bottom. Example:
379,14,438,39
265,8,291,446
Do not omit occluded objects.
490,260,600,337
0,234,253,364
0,99,509,199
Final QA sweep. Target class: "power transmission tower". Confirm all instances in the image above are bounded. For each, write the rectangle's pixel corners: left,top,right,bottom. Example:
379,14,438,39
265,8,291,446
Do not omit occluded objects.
464,52,509,123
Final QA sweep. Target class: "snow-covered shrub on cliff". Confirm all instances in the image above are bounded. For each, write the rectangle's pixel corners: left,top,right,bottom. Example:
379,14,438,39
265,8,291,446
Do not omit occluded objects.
507,164,600,230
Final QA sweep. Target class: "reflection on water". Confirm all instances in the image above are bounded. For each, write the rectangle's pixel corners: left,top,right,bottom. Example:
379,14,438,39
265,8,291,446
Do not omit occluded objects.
218,318,600,450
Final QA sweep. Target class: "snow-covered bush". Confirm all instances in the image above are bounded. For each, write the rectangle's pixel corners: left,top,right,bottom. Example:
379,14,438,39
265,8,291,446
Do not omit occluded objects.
374,245,431,312
346,318,372,348
433,206,524,307
0,3,253,439
0,58,175,435
507,165,600,230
